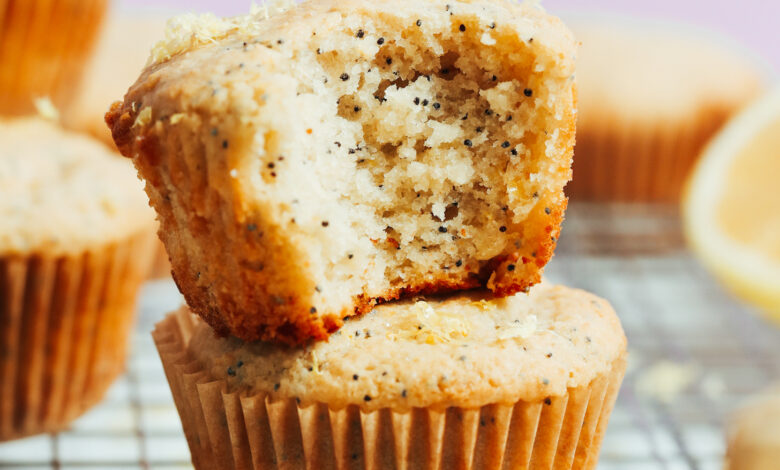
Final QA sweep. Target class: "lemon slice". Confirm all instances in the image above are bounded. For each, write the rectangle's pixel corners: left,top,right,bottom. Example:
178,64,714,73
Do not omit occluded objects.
683,87,780,320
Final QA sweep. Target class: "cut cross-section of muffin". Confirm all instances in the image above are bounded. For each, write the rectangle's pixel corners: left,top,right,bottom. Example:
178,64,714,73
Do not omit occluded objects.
107,0,577,344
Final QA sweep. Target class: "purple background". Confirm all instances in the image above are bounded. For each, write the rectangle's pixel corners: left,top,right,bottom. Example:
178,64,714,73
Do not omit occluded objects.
120,0,780,73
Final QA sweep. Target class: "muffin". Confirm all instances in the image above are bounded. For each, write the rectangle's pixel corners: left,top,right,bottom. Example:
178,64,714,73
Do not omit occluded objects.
59,12,171,278
64,12,168,147
567,18,766,202
0,0,108,115
108,0,578,344
726,385,780,470
0,119,157,441
56,13,172,279
154,283,626,469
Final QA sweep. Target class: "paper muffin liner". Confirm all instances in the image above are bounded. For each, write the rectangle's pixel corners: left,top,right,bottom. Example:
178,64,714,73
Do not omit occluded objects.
0,0,108,115
568,106,735,202
153,309,627,470
0,229,157,441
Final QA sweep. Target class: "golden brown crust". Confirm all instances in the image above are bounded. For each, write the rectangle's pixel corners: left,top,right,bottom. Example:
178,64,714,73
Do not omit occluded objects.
110,95,338,344
105,102,133,154
491,196,567,297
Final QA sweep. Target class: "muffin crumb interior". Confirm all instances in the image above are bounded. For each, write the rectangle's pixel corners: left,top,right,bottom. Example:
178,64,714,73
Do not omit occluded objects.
248,15,568,313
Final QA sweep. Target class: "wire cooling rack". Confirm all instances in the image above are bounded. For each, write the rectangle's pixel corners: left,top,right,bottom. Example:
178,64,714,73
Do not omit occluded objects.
1,203,779,469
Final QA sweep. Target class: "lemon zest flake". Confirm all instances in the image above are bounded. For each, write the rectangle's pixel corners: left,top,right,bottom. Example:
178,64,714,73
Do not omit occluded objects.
133,107,153,128
386,301,471,344
497,315,537,341
311,351,321,375
471,299,497,311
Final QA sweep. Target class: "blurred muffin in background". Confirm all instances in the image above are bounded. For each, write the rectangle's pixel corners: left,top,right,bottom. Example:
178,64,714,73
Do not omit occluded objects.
567,18,767,202
0,119,156,441
63,12,171,278
64,12,167,147
0,0,108,116
726,385,780,469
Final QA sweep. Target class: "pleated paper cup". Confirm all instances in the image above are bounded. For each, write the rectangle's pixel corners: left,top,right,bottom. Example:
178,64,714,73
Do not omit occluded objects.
0,0,108,115
153,309,626,470
0,228,157,441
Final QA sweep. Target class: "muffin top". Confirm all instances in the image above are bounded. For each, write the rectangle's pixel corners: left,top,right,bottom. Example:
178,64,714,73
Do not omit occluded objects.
572,18,766,123
0,119,155,255
187,282,626,410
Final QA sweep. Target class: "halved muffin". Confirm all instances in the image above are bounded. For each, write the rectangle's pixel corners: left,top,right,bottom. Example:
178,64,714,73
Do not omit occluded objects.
0,0,108,115
108,0,577,343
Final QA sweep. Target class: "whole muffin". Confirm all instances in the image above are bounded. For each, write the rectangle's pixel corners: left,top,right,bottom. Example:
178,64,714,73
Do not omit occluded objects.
0,119,156,441
153,284,626,470
108,0,578,344
0,0,108,115
568,18,766,201
154,283,626,470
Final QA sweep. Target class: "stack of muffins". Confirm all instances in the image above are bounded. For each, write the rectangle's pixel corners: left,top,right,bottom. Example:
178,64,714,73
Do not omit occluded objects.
0,0,164,441
106,1,628,468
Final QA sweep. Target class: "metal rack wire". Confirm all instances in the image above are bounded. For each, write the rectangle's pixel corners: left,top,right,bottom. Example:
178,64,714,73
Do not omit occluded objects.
1,204,778,469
